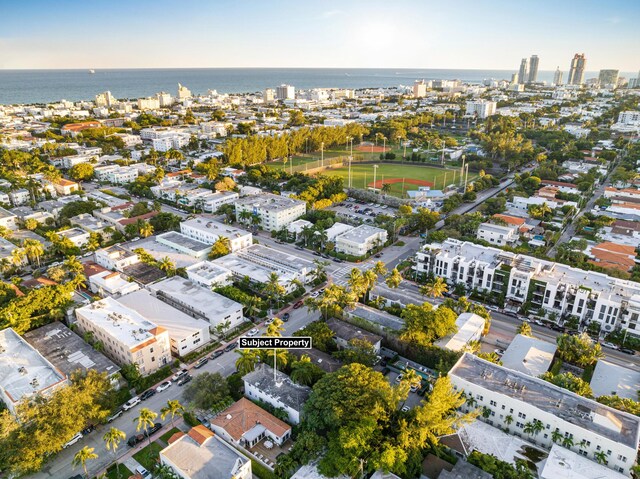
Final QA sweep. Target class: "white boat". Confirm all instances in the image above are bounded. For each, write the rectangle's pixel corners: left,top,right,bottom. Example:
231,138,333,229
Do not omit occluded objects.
89,69,95,74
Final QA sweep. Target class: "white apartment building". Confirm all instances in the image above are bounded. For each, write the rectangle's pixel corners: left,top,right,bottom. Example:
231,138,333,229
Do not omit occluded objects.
0,206,18,230
152,135,189,152
9,189,31,206
416,239,640,336
477,222,519,246
95,245,140,271
263,88,276,103
56,227,90,247
243,364,311,424
148,276,244,332
276,84,295,100
115,133,142,147
156,92,173,107
235,193,306,231
435,312,485,352
94,165,139,184
117,290,211,357
450,353,640,476
412,80,428,98
75,297,172,374
185,261,233,288
138,97,160,110
95,91,116,107
335,224,388,257
200,121,228,137
0,328,69,414
617,111,640,125
466,100,497,119
180,217,252,252
89,271,141,297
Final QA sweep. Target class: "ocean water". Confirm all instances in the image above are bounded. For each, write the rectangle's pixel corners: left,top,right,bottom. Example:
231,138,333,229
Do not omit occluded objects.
0,68,635,105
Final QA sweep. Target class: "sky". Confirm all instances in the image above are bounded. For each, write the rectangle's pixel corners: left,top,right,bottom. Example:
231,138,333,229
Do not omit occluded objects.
1,0,639,71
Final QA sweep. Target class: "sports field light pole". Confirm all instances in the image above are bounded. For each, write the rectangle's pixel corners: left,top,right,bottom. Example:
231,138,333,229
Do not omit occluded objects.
464,163,469,192
321,142,324,168
373,165,379,193
460,154,466,186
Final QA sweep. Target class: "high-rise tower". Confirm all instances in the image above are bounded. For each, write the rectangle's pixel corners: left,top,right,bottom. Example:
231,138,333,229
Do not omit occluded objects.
518,58,529,85
553,67,563,86
568,54,587,85
528,55,539,83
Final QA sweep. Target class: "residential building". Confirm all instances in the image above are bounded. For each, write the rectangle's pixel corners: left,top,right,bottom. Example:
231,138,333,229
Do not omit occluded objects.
156,91,173,107
599,70,620,88
450,353,640,476
0,206,18,230
53,178,79,195
568,54,587,85
465,100,497,119
9,189,31,206
412,80,427,98
617,111,640,125
539,444,630,479
56,227,90,247
147,276,244,332
211,244,313,291
23,322,120,383
95,245,140,271
415,239,640,336
435,312,485,352
89,270,141,297
590,361,640,400
326,317,382,353
138,97,161,110
500,334,557,377
95,91,116,107
160,425,252,479
276,84,295,100
589,242,637,272
70,213,111,237
74,297,171,374
518,58,529,85
325,222,354,241
180,217,252,252
528,55,539,83
243,364,311,424
60,121,101,136
347,304,404,332
335,224,388,256
210,397,292,447
177,83,192,100
263,88,275,103
156,232,211,260
117,290,211,357
554,67,564,86
235,193,306,231
476,222,519,246
185,261,233,288
0,328,69,414
93,165,139,184
437,461,492,479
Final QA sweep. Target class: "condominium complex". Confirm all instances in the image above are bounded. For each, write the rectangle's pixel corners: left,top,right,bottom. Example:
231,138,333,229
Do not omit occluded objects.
276,84,295,100
450,353,640,476
518,58,529,85
465,100,497,119
568,53,587,85
553,66,564,86
75,297,172,374
416,239,640,336
235,193,306,231
180,217,253,252
528,55,539,83
412,80,427,98
334,224,388,256
599,69,620,88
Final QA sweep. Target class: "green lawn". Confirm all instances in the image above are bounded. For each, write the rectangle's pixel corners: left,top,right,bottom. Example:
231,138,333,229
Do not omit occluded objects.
267,147,405,172
133,441,163,471
159,427,181,444
321,163,473,197
99,464,133,479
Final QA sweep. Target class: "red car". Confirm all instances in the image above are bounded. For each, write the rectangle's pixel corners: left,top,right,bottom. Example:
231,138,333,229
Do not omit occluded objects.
293,300,304,309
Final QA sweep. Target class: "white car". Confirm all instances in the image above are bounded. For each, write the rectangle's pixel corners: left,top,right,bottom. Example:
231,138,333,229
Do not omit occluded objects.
401,406,410,412
171,369,188,381
122,396,141,411
602,342,619,350
265,318,274,325
246,328,260,337
309,291,320,298
156,381,172,392
63,432,83,449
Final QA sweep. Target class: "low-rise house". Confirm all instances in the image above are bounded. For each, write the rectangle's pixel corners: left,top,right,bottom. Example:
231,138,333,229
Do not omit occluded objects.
9,189,31,206
89,270,141,297
53,178,79,196
500,334,557,377
590,361,640,400
325,222,354,241
156,231,211,259
435,313,485,352
95,245,140,271
347,304,404,332
180,217,252,252
117,289,211,357
0,206,18,230
210,397,292,447
539,444,630,479
476,222,519,246
70,213,111,236
0,328,69,414
185,261,233,288
334,224,388,256
243,364,311,424
326,317,382,353
160,425,252,479
56,227,90,247
589,242,638,272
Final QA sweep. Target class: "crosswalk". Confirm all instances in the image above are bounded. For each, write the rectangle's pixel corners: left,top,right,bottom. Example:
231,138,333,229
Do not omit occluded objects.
331,262,375,287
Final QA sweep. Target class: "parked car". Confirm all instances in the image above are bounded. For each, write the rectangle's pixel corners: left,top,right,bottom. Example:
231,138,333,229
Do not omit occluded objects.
602,342,619,350
620,348,636,355
401,406,410,412
494,348,505,356
194,357,209,369
171,369,188,381
140,389,156,401
395,374,404,383
224,341,238,352
374,253,382,258
293,300,304,309
81,425,95,435
143,422,163,437
122,396,141,411
157,381,171,392
309,291,320,298
107,408,123,423
210,349,224,359
282,312,290,321
63,432,83,449
265,318,274,325
135,466,151,478
177,374,193,386
246,328,260,337
127,433,145,447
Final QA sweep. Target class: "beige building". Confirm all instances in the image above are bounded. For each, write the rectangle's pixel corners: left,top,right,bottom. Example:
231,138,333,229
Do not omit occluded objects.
235,193,306,231
75,297,171,375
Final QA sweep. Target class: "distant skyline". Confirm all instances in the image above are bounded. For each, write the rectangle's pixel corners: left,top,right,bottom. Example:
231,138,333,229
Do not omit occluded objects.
1,0,639,72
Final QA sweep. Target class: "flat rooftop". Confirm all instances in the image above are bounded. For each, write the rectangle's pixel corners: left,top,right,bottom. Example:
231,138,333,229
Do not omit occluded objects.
98,244,137,261
0,206,16,219
23,321,120,378
540,443,629,479
122,261,166,285
235,192,305,211
157,231,211,253
0,328,67,406
350,304,404,331
161,429,250,479
117,290,209,341
124,236,202,269
0,236,17,258
181,217,251,240
185,261,232,281
148,276,243,319
336,224,386,243
327,317,382,346
237,244,313,274
57,227,88,238
243,364,310,411
371,283,428,307
435,312,485,352
500,334,557,377
450,353,640,449
590,360,640,400
75,297,161,348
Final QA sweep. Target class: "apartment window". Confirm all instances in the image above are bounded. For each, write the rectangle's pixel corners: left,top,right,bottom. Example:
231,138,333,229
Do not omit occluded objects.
151,356,155,362
477,395,483,401
509,408,513,414
618,455,627,462
150,347,154,353
596,445,601,451
578,450,587,457
607,450,611,456
490,400,497,406
543,434,548,439
501,405,506,410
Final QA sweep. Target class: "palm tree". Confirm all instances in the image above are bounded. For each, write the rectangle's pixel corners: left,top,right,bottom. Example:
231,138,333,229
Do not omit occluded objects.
64,255,84,275
419,276,448,299
551,429,563,444
310,259,328,283
235,348,259,375
263,272,285,309
72,446,98,478
135,407,158,447
372,260,388,278
138,221,154,238
10,248,25,267
238,210,252,224
266,317,285,337
517,322,533,337
381,183,392,194
244,295,261,320
385,268,403,289
153,464,179,479
210,236,231,259
594,451,608,465
266,347,289,370
160,400,185,429
531,419,544,436
23,239,44,267
347,268,365,298
562,436,574,448
523,422,535,436
504,415,514,426
86,232,101,252
290,355,317,386
103,427,126,479
157,257,175,274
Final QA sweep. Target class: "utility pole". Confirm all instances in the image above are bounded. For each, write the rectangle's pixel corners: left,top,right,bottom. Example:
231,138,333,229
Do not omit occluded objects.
403,142,407,162
443,171,447,190
464,163,469,192
373,165,378,193
321,142,324,168
460,154,466,186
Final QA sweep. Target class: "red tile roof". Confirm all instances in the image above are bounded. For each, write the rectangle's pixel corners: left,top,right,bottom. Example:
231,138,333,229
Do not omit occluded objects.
210,397,291,442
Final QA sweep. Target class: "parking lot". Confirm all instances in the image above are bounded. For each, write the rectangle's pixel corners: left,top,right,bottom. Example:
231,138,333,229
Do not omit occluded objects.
386,370,427,410
329,199,398,224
